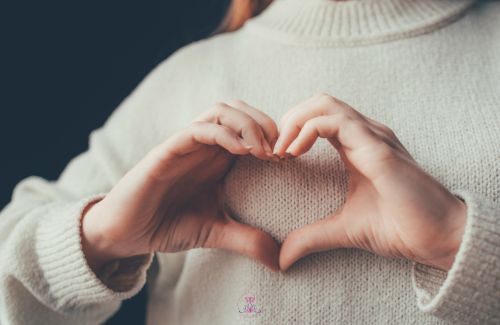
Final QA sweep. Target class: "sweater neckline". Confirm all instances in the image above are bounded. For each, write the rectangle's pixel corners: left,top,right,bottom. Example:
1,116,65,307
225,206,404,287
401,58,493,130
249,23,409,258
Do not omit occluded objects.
244,0,476,47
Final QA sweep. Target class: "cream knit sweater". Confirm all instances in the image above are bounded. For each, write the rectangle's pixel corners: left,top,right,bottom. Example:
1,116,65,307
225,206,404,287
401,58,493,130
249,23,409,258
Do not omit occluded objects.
1,0,499,324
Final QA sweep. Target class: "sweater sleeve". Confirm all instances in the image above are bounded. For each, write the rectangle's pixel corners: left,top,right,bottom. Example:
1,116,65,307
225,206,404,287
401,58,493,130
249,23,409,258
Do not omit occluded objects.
0,47,191,324
412,189,500,324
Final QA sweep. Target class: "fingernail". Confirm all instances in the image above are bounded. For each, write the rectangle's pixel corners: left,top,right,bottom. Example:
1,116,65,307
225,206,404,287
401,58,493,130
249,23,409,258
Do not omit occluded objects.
266,153,276,162
269,154,280,162
282,152,296,160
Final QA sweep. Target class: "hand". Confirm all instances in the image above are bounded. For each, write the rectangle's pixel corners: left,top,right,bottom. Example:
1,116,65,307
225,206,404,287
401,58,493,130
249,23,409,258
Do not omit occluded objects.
82,100,281,273
275,93,467,272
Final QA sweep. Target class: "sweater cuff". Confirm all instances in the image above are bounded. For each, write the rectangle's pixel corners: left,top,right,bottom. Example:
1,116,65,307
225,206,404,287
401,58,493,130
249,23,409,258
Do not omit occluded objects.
35,196,153,309
412,190,500,324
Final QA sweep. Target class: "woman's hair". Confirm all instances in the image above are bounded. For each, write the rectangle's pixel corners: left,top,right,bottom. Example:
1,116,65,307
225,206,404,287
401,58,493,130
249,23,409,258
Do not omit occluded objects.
215,0,273,33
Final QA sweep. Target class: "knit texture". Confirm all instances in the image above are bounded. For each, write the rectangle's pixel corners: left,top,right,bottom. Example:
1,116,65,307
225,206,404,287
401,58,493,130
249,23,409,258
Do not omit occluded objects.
413,190,500,324
1,0,499,324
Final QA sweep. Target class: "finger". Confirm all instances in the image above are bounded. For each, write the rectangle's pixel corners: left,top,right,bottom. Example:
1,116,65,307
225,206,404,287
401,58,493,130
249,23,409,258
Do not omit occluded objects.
274,93,359,156
278,93,325,127
196,102,274,160
228,100,280,148
163,121,253,156
228,100,275,158
279,214,351,271
207,218,280,272
285,114,380,157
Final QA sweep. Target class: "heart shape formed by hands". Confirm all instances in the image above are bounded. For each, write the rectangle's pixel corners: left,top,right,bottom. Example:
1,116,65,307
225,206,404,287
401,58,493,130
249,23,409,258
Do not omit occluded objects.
83,93,466,275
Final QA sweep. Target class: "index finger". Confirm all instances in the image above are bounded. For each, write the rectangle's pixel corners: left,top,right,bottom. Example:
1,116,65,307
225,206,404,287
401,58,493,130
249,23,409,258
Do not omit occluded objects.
273,93,356,156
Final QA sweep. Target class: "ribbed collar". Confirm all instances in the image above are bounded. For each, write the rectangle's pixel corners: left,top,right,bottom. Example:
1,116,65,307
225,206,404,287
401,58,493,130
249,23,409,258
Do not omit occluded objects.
245,0,476,46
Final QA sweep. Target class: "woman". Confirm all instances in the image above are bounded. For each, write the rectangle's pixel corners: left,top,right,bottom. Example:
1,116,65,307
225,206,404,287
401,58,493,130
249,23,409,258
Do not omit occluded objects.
1,0,499,324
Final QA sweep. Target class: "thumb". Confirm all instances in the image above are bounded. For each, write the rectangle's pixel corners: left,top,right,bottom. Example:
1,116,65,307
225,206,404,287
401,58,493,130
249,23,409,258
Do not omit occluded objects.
279,213,351,271
206,217,280,272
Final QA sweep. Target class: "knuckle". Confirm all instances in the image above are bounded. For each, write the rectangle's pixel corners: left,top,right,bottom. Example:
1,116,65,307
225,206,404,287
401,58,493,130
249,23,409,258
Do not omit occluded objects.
186,124,206,141
302,118,317,132
213,101,230,113
262,118,278,132
193,109,212,122
189,120,206,129
337,113,352,124
382,125,396,138
279,113,289,126
148,142,167,159
241,118,259,131
228,99,246,107
215,123,231,135
282,110,301,126
337,116,359,133
314,92,331,99
316,92,337,105
344,106,357,116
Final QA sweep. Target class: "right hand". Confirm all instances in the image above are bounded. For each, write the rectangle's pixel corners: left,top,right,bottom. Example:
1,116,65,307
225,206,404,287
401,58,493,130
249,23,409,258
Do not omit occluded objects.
82,100,281,273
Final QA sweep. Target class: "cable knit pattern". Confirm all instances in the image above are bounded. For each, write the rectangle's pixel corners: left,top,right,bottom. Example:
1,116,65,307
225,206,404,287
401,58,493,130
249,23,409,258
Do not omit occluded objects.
1,0,500,324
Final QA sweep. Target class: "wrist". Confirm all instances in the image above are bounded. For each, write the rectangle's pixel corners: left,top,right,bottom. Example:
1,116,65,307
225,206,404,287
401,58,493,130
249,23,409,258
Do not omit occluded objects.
81,199,123,274
425,196,467,271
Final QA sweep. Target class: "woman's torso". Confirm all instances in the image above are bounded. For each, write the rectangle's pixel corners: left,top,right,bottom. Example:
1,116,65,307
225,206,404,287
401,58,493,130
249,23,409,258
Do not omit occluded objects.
142,2,500,323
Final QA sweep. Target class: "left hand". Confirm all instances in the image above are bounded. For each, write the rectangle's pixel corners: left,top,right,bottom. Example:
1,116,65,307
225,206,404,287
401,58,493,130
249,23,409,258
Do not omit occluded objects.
274,93,467,272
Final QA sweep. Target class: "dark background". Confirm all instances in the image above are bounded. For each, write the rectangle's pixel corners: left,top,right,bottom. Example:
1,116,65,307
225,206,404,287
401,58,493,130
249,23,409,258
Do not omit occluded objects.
0,1,229,324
